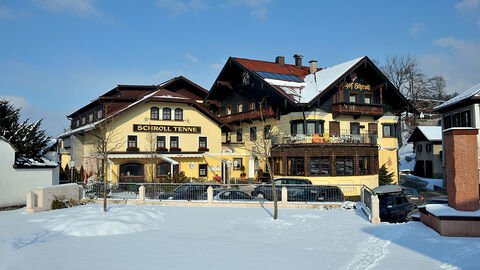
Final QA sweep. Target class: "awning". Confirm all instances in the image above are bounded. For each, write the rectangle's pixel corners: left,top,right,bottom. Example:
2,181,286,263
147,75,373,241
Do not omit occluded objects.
108,153,178,164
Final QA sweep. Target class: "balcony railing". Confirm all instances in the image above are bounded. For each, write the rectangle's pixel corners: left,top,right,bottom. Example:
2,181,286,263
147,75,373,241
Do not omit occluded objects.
271,130,378,146
220,106,275,123
332,103,383,117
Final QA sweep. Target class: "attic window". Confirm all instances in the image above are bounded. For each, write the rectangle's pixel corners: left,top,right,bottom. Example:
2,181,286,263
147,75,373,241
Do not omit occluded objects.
349,93,357,103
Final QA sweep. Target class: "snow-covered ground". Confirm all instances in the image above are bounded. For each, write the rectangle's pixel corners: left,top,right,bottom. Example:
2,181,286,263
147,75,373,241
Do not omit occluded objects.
399,131,415,173
1,204,479,270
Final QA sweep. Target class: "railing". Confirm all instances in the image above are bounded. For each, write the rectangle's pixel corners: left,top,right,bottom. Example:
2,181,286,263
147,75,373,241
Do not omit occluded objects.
272,129,377,146
332,103,383,117
83,182,365,202
220,106,275,123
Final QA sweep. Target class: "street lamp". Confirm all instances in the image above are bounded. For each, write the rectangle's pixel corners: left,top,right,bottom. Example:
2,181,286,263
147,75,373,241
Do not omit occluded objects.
189,162,195,182
69,160,75,182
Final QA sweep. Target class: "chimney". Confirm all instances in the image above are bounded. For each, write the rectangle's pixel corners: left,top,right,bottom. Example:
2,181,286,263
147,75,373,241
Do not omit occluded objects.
293,54,303,67
309,60,317,74
275,56,285,66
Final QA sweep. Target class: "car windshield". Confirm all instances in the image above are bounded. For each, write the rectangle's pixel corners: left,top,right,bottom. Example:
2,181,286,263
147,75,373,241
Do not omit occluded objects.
174,185,191,193
403,189,420,195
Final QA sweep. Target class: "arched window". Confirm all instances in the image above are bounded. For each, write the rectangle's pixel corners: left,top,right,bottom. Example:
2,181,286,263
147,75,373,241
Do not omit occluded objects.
174,108,183,121
150,107,159,120
163,108,171,120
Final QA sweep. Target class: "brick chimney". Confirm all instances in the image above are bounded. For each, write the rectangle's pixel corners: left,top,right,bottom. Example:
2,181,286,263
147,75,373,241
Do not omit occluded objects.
309,60,317,73
275,56,285,66
293,54,303,67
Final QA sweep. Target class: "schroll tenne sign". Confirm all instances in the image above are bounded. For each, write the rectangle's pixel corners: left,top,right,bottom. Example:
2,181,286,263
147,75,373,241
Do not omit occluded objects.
133,124,201,133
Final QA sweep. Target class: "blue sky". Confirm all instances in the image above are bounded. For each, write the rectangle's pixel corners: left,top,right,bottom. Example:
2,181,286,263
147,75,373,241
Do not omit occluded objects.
1,0,480,136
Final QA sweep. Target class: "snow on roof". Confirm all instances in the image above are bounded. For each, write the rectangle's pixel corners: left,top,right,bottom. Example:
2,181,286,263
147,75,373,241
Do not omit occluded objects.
300,56,365,103
153,95,189,99
434,81,480,111
417,126,442,141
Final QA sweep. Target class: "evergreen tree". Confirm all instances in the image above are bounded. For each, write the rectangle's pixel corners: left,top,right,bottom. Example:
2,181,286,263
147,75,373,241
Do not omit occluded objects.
379,164,395,186
0,100,50,158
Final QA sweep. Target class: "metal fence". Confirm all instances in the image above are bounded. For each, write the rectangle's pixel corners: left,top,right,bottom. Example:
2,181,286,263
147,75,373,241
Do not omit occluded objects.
83,182,365,203
361,185,373,211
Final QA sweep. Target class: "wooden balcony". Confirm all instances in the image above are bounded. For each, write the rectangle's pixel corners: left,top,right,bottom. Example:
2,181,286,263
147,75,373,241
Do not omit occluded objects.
220,106,275,123
332,103,383,118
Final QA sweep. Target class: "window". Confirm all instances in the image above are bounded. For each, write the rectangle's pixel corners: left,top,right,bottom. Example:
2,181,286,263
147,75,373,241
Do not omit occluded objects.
336,157,353,176
250,126,257,141
76,119,80,127
163,108,171,120
236,128,242,142
233,158,243,170
237,103,243,113
350,122,360,135
426,144,432,152
364,95,372,104
311,157,329,176
290,120,324,136
199,164,207,177
250,102,256,110
174,108,183,121
89,113,93,122
382,124,397,138
157,162,170,176
264,125,271,139
97,110,102,119
127,135,137,149
287,157,305,176
170,136,179,148
359,156,369,175
417,144,422,152
226,105,232,115
157,136,166,148
82,117,86,125
199,137,207,149
444,115,452,129
151,107,159,120
349,93,357,103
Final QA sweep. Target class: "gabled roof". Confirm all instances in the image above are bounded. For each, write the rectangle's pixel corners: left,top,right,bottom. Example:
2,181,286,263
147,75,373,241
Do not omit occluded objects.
434,81,480,111
407,126,442,143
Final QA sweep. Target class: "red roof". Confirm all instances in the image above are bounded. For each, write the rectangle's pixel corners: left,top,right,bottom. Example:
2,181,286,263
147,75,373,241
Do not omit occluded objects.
232,57,315,78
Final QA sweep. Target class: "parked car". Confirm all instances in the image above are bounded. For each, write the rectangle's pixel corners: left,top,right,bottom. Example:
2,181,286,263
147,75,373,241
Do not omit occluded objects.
402,188,424,206
425,196,448,205
158,183,220,200
251,178,313,201
198,189,254,201
290,186,345,202
373,185,412,223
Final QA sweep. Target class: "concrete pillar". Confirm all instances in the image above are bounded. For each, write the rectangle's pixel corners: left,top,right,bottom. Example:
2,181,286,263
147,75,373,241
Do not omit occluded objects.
281,186,288,204
207,186,213,203
139,185,145,202
371,195,381,225
26,191,34,210
444,128,480,211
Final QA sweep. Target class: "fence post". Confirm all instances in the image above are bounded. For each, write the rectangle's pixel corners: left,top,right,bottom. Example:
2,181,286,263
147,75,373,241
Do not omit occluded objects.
139,185,145,202
207,186,213,203
371,194,381,224
281,186,288,204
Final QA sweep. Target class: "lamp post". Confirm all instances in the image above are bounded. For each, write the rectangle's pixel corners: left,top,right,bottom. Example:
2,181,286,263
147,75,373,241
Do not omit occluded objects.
226,160,232,186
69,160,75,182
233,160,238,184
189,162,195,182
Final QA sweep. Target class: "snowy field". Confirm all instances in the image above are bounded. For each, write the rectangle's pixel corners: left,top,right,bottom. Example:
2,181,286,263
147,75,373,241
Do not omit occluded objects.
0,203,479,270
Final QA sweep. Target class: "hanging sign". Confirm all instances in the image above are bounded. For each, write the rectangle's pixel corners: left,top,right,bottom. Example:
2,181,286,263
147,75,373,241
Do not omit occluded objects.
133,124,201,133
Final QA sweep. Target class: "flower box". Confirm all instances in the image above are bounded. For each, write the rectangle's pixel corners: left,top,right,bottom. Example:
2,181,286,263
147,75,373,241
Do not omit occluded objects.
198,147,209,152
126,147,139,152
170,147,182,152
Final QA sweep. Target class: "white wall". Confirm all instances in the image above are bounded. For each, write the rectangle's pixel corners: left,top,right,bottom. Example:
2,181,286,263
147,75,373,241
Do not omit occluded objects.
0,140,58,207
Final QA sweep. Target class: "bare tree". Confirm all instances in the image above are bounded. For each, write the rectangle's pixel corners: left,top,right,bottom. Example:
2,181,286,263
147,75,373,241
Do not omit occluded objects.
241,103,285,220
381,55,419,93
88,112,123,212
145,118,158,183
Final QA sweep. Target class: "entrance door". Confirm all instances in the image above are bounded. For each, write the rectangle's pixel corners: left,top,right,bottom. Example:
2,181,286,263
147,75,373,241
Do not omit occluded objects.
425,161,433,178
249,158,255,179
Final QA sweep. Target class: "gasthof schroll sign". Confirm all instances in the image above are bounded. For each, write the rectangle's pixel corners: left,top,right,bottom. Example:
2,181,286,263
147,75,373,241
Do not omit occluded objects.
133,124,201,133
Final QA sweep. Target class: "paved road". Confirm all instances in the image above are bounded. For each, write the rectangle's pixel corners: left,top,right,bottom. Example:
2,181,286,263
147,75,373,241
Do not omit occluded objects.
399,174,445,220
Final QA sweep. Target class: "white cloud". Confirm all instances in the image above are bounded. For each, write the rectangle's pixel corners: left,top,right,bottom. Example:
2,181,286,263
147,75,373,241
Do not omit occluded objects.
155,0,207,15
0,96,30,110
421,36,480,93
31,0,101,17
184,53,198,63
226,0,272,19
455,0,479,13
209,63,223,70
409,22,424,36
